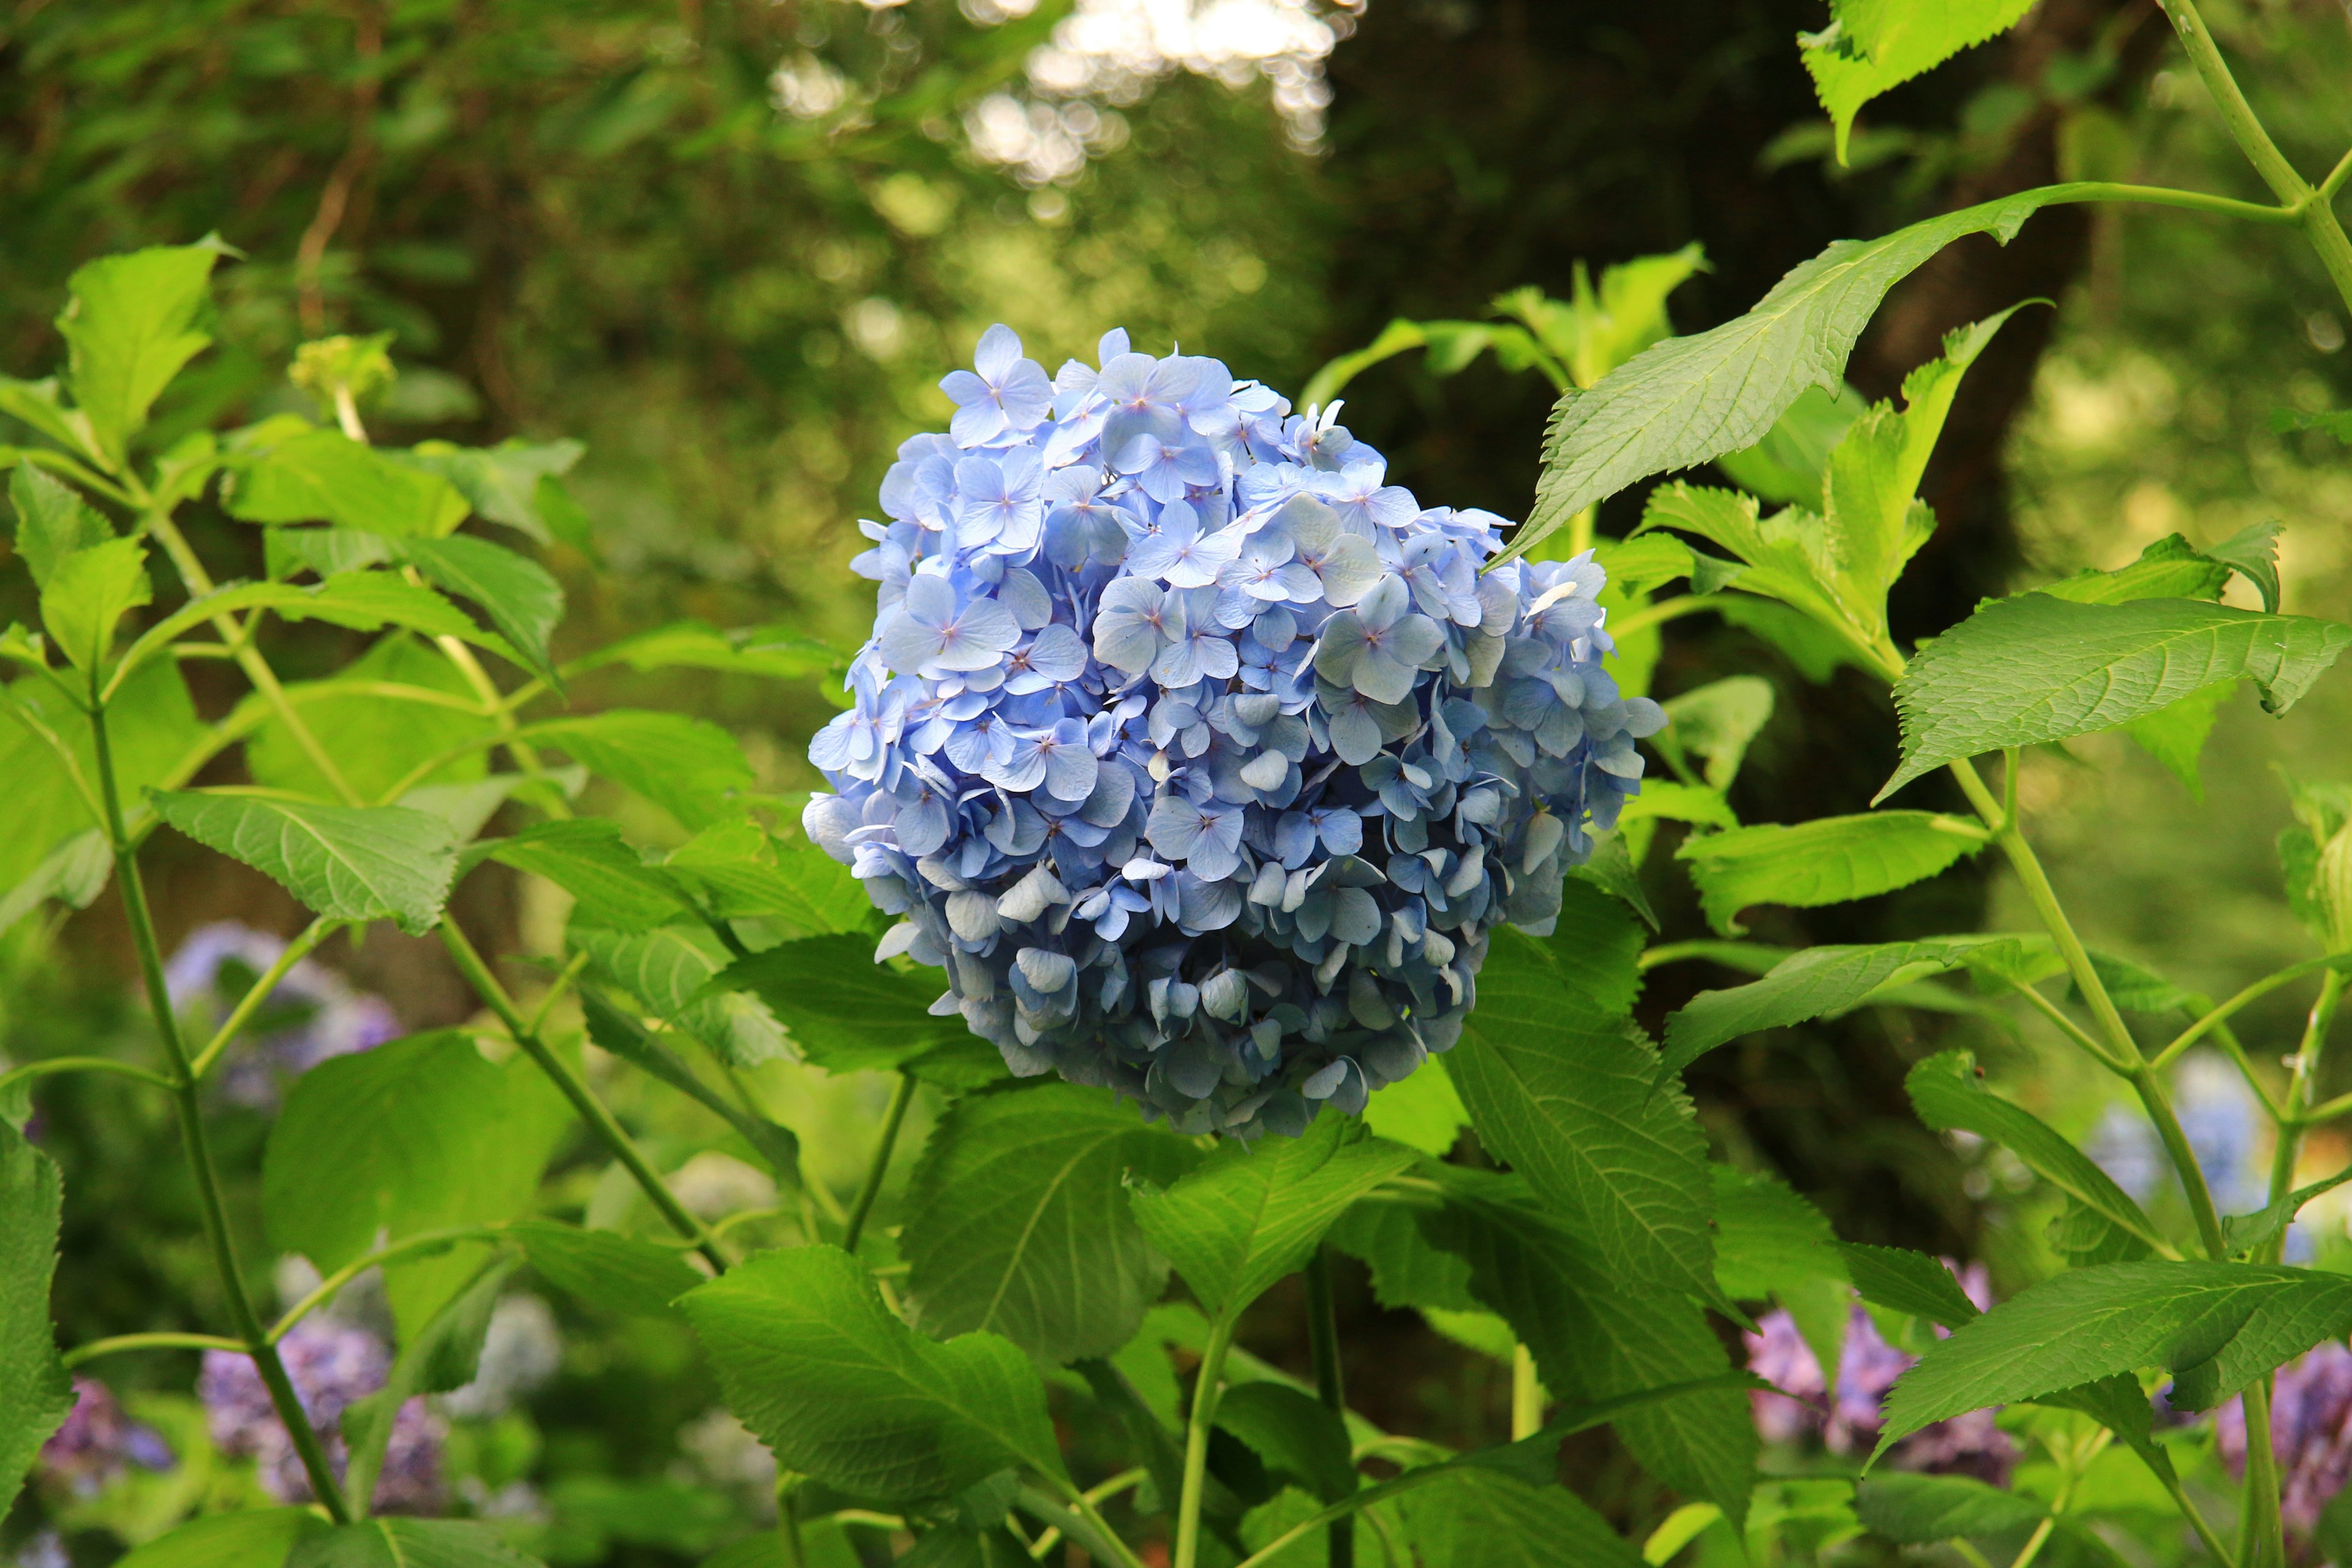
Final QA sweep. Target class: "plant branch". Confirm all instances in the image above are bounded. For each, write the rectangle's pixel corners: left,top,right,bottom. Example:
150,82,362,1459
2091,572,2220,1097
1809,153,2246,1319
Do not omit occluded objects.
1174,1313,1240,1568
0,1057,179,1095
269,1226,502,1343
187,917,339,1080
840,1071,916,1254
2323,145,2352,207
62,1332,245,1368
440,918,730,1273
91,701,353,1522
1305,1246,1355,1568
2152,955,2352,1071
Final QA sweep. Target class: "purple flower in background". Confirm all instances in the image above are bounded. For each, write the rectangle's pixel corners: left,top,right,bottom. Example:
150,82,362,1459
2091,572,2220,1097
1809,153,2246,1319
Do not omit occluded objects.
200,1321,442,1513
1745,1262,2014,1483
2218,1342,2352,1548
809,324,1660,1135
36,1377,173,1496
167,923,399,1107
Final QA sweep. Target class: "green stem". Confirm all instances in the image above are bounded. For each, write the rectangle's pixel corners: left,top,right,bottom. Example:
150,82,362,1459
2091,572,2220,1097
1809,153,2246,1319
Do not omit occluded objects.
270,1226,502,1343
62,1331,246,1368
1607,593,1715,639
775,1472,804,1568
1510,1345,1546,1441
2323,145,2352,206
91,701,353,1523
0,1057,178,1095
840,1071,916,1255
1305,1247,1355,1568
2152,956,2352,1071
1024,1469,1148,1560
440,919,730,1273
2239,1379,2288,1568
187,916,337,1080
1174,1314,1239,1568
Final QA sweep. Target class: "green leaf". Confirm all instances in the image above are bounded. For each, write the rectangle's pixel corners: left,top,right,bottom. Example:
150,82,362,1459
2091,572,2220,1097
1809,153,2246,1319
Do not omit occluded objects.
1653,676,1775,791
1838,1243,1981,1328
1675,812,1985,935
1326,1197,1479,1314
0,1118,75,1519
1395,1466,1646,1568
1801,0,2038,162
902,1083,1201,1361
2038,533,2234,606
107,572,521,695
2122,679,2236,800
1879,595,2351,801
486,819,698,932
1905,1052,2162,1264
2222,1165,2352,1260
262,1029,566,1336
576,990,801,1180
8,464,113,587
2206,519,2283,614
1129,1114,1416,1321
717,933,969,1071
521,710,753,831
1634,484,1859,656
286,1517,545,1567
576,924,785,1069
111,1509,332,1568
509,1219,703,1316
1878,1262,2352,1457
248,637,496,805
42,536,151,670
1540,876,1649,1015
1426,1166,1754,1523
1360,1053,1469,1157
571,619,843,682
151,791,461,935
398,533,564,684
227,428,469,537
402,439,584,544
0,378,102,466
664,821,875,936
1449,927,1719,1306
1716,594,1875,684
1713,1167,1849,1378
681,1243,1069,1502
1517,186,2083,557
1215,1382,1358,1504
1661,937,2027,1081
57,243,224,467
1852,1472,2044,1545
1714,382,1866,508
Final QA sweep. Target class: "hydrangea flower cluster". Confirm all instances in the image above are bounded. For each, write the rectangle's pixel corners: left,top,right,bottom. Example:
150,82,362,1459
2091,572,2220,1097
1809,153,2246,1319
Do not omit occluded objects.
1746,1264,2013,1482
167,923,400,1107
805,326,1659,1133
36,1377,173,1496
200,1322,442,1512
2217,1343,2352,1544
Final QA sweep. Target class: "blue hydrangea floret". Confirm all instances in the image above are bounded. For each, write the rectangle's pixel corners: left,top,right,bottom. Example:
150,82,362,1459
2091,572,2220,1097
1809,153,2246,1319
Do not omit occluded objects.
805,325,1661,1135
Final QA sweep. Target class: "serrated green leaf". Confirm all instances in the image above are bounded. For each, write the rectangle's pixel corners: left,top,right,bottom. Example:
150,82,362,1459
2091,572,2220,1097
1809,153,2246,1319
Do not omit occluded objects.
1,1118,75,1519
902,1083,1200,1361
2122,679,2236,801
1716,595,1874,684
487,819,698,932
1425,1166,1754,1524
2039,533,2234,606
110,1508,331,1568
1905,1052,2163,1262
0,379,102,466
402,439,583,543
1675,812,1985,935
575,923,785,1069
1395,1464,1646,1568
1654,676,1775,791
1661,936,2025,1081
227,427,469,537
262,1029,565,1336
576,990,800,1179
509,1219,704,1316
286,1515,545,1568
249,637,495,805
1634,484,1859,655
717,933,969,1071
1879,595,2351,801
42,535,151,670
1326,1196,1479,1314
2223,1166,2352,1261
1801,0,2038,162
151,791,460,935
1541,876,1649,1015
1215,1383,1358,1506
663,820,875,936
265,524,396,579
1516,186,2083,557
1838,1244,1982,1328
58,243,224,468
682,1243,1069,1501
1713,1167,1849,1378
1879,1262,2352,1458
1450,926,1717,1305
570,619,843,682
1852,1472,2044,1545
1129,1114,1415,1321
398,533,564,684
522,710,753,831
2207,519,2283,614
8,464,113,587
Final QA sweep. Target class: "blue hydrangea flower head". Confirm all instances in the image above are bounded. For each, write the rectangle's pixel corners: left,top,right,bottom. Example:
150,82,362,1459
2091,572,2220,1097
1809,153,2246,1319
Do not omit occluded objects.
806,326,1663,1136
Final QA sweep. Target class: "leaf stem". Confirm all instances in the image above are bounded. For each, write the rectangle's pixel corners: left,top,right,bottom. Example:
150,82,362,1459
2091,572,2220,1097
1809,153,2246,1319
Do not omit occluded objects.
1025,1469,1149,1559
0,1056,179,1095
1607,593,1716,639
187,916,338,1080
1510,1345,1545,1441
61,1331,247,1368
89,699,353,1523
440,918,731,1273
840,1071,916,1255
269,1226,502,1343
1174,1313,1240,1568
2150,955,2352,1071
1305,1246,1356,1568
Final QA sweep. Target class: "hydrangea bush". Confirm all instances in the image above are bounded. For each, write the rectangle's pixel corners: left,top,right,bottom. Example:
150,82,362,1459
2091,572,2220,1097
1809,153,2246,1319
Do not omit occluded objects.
5,4,2352,1566
805,326,1657,1133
